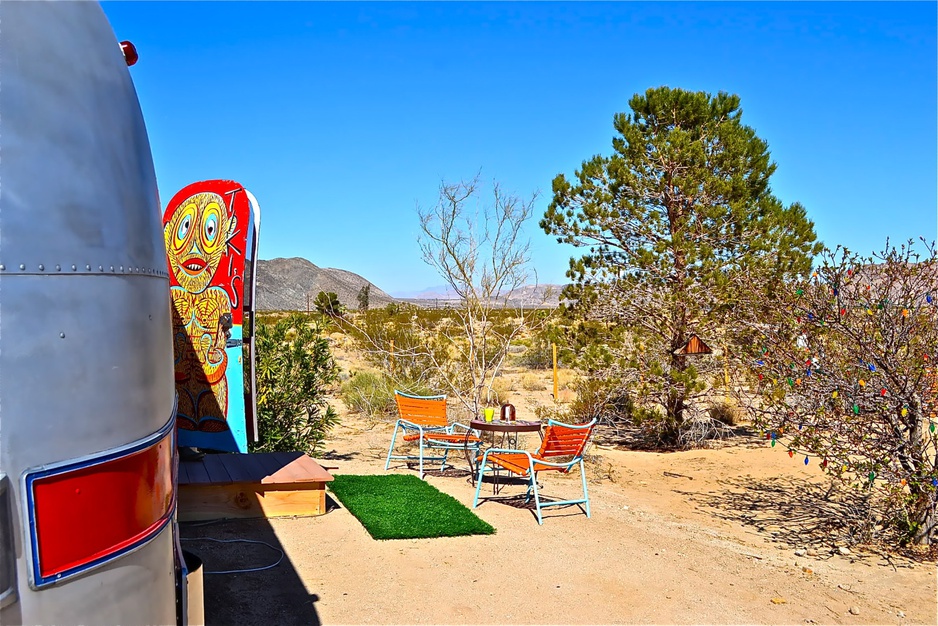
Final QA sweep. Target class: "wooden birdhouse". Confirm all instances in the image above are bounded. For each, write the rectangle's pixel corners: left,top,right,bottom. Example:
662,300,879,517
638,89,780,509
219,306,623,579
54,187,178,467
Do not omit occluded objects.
674,334,713,356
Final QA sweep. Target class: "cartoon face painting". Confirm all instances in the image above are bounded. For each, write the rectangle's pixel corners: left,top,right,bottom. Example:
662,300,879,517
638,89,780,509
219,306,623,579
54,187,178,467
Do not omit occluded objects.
164,190,238,433
165,192,235,294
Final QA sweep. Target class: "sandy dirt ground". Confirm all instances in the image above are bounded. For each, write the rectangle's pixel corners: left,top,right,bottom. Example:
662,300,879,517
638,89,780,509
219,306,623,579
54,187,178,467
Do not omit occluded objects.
184,416,937,625
182,350,937,625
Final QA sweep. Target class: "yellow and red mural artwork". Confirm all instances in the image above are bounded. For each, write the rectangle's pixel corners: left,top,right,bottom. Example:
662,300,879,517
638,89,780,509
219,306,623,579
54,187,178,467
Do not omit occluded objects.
163,180,252,452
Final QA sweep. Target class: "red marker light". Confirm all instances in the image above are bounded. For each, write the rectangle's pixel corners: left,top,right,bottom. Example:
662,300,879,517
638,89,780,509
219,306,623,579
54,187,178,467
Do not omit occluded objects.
120,40,138,66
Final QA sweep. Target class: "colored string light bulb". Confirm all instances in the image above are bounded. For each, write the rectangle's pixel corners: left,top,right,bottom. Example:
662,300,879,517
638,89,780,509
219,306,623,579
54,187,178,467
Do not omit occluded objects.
787,378,794,387
858,379,866,387
932,478,938,487
902,309,909,317
840,308,846,316
931,422,936,434
796,288,804,296
771,439,776,447
927,294,933,304
867,308,873,315
853,405,860,415
788,450,794,458
901,407,908,417
868,363,876,372
868,471,876,481
821,459,828,468
804,456,809,465
831,390,838,399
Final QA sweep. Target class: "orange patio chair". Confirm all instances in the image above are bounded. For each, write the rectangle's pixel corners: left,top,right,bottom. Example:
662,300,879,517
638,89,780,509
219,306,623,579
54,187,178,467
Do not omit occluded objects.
385,391,482,478
473,418,597,524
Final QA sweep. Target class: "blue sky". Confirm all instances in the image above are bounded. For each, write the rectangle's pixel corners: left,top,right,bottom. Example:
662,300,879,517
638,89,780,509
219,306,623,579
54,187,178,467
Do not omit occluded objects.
103,1,937,296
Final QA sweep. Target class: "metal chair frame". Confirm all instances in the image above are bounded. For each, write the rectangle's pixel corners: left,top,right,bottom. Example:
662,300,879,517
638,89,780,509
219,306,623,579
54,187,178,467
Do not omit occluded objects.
384,390,481,478
472,418,597,524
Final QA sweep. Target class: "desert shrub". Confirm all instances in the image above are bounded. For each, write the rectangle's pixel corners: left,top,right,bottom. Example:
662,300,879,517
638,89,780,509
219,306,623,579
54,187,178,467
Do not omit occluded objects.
568,377,635,426
340,306,444,386
489,376,514,405
708,400,742,426
340,371,397,417
251,313,339,455
515,333,554,370
314,291,345,317
513,321,575,370
340,371,435,418
520,373,546,391
533,403,569,424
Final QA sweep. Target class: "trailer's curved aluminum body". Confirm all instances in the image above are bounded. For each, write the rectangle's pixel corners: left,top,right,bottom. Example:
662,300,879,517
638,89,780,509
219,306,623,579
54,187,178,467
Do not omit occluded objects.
0,2,179,624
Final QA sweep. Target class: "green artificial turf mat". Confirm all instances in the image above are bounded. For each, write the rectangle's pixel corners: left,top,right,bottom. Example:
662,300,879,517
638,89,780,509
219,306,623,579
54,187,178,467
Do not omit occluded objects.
328,474,495,540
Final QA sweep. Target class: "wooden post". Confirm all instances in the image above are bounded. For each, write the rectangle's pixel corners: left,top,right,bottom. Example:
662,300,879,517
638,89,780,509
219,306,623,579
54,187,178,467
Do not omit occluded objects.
724,345,730,389
552,343,558,401
306,293,310,314
723,344,731,404
390,339,395,373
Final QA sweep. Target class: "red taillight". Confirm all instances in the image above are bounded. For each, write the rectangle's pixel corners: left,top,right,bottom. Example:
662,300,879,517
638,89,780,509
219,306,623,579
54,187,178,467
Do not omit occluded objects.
25,423,175,588
120,40,138,66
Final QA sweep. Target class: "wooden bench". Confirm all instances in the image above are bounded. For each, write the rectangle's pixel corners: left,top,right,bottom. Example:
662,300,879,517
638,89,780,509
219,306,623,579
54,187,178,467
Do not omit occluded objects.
178,452,334,521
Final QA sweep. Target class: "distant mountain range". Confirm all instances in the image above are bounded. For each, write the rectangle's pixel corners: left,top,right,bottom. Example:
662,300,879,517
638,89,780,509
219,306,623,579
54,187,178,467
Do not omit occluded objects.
395,283,563,308
255,257,562,311
255,257,396,311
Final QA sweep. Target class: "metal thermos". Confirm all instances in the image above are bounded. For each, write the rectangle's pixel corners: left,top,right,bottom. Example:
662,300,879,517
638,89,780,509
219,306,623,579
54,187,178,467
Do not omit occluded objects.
500,403,516,422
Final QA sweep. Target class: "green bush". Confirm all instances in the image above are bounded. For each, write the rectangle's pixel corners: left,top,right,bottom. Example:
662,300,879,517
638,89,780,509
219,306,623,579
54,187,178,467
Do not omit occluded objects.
250,313,339,455
511,320,572,371
567,377,635,425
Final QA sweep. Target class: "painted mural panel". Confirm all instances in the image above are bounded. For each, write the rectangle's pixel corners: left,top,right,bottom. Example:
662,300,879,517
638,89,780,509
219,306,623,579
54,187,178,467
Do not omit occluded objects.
163,180,251,452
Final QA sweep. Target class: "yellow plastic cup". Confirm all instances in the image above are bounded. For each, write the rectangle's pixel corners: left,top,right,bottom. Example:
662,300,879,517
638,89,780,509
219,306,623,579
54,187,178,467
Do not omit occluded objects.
483,408,495,422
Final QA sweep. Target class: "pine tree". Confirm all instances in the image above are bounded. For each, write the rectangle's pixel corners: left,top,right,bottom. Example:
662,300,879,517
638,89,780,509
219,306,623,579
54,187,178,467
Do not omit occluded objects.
541,87,822,438
357,284,371,312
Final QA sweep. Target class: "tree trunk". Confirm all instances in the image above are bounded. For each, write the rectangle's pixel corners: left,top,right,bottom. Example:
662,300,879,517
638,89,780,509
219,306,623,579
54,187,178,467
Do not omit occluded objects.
912,499,936,545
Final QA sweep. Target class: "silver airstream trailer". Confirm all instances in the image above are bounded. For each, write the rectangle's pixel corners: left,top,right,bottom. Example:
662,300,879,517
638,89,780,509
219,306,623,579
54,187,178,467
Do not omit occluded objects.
0,2,189,623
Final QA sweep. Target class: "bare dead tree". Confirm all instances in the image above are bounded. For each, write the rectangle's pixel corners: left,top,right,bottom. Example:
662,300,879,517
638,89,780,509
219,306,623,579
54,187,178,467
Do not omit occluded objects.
414,175,550,417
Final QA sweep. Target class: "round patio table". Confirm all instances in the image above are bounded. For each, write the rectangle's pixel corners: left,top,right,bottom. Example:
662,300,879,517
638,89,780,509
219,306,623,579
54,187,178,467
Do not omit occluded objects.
464,419,542,486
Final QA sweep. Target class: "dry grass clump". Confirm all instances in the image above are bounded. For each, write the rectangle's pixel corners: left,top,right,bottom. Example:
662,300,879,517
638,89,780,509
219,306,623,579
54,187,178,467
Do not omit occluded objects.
521,373,547,391
490,376,515,404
